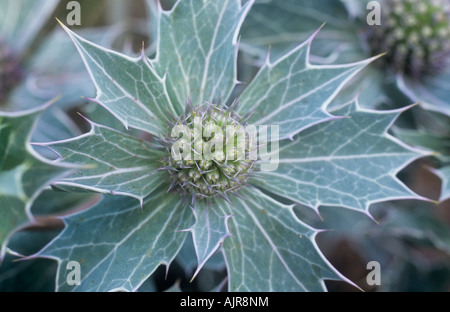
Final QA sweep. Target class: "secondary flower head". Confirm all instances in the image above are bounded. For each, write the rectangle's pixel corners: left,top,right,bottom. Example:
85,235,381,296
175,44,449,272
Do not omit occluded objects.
0,39,24,104
161,101,256,201
367,0,450,78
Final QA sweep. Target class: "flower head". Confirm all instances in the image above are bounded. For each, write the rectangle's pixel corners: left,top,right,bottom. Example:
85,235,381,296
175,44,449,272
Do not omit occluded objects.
161,101,256,201
367,0,450,78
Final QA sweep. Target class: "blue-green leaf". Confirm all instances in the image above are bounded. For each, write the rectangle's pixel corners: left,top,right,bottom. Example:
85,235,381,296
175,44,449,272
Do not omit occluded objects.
237,32,376,140
185,200,232,280
398,69,450,118
40,120,166,204
58,22,176,136
153,0,253,110
39,188,192,292
240,0,362,62
222,187,345,291
253,99,430,214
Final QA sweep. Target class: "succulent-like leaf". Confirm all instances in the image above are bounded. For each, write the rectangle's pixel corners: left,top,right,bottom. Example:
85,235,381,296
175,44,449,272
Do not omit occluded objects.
39,187,193,292
221,187,345,291
237,32,375,140
40,120,166,204
252,99,429,214
57,22,176,136
153,0,253,110
398,60,450,118
0,105,67,260
240,0,361,62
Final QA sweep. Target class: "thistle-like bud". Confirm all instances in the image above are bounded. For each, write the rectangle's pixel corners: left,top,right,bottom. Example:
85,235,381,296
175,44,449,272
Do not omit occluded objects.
0,40,24,103
366,0,450,78
162,102,256,201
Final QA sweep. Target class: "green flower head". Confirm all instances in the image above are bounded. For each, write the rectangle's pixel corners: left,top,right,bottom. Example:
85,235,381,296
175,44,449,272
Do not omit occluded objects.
161,101,256,201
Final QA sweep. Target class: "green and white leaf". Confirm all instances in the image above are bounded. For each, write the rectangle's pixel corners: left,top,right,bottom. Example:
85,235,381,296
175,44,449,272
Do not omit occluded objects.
237,34,375,140
41,120,166,204
222,187,345,291
153,0,254,110
184,200,232,280
39,187,193,292
58,22,176,136
0,106,67,260
253,99,429,214
0,0,58,53
176,235,226,274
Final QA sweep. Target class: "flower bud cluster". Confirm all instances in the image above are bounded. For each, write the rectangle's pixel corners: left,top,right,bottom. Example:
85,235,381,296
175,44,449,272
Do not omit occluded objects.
367,0,450,78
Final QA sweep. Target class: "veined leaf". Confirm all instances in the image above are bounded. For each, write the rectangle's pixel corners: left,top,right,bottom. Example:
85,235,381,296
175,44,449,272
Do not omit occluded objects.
40,120,166,204
39,187,193,292
176,235,226,274
58,22,176,136
0,105,67,260
221,187,345,291
153,0,254,110
184,200,232,280
237,30,376,140
253,99,429,214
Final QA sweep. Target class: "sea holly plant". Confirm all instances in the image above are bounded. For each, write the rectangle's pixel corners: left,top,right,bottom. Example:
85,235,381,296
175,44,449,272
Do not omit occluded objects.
30,0,431,292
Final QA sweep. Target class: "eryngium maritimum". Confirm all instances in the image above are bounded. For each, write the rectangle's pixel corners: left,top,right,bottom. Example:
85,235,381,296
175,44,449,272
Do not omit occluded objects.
161,101,256,201
367,0,450,78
